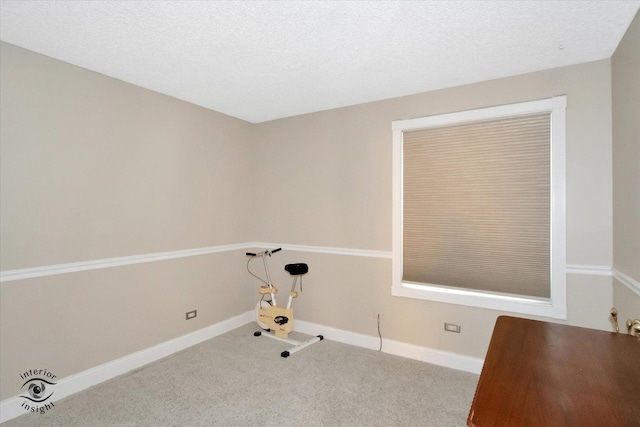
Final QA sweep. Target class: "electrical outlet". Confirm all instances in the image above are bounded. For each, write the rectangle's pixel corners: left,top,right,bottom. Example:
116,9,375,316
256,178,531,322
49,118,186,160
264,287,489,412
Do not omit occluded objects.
186,310,197,320
444,322,461,333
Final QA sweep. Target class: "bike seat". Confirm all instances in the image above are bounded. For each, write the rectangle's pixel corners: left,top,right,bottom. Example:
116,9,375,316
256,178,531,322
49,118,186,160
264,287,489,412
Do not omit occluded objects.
285,263,308,275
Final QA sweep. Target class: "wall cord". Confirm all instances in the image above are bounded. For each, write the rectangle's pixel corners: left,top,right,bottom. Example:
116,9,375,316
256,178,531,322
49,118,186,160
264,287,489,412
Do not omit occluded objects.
377,314,382,352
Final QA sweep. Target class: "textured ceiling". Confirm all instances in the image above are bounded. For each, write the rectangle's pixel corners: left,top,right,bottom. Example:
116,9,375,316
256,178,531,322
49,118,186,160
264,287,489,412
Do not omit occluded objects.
1,1,638,123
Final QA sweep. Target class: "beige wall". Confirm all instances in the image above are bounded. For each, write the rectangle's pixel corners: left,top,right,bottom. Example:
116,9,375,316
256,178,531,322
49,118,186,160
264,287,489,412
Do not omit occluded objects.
252,61,614,266
0,42,255,399
253,59,615,357
0,43,254,270
612,11,640,319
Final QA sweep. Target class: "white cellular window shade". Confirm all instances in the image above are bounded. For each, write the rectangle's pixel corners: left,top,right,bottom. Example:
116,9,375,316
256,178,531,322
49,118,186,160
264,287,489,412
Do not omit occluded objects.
392,96,567,319
403,113,550,298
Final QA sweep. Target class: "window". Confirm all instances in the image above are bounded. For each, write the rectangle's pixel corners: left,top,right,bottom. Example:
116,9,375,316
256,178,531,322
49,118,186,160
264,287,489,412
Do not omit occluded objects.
392,96,566,319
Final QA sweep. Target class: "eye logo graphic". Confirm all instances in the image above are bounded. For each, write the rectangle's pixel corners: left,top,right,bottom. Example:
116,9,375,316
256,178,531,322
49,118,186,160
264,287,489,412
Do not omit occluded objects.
22,379,55,402
18,369,57,414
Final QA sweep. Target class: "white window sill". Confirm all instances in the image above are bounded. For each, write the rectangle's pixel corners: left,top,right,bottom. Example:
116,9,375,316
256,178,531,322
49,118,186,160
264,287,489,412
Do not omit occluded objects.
392,281,567,319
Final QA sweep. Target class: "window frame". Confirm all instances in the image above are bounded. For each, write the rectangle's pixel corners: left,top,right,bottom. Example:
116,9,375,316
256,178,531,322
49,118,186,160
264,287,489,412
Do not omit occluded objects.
392,96,567,319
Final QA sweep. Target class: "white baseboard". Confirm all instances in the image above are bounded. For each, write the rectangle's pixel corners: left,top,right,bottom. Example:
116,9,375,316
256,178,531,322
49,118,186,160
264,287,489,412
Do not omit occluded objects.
0,311,254,424
295,319,484,375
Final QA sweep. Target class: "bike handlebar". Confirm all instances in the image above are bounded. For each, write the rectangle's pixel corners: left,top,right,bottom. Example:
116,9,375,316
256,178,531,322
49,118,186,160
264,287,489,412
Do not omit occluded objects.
245,248,282,257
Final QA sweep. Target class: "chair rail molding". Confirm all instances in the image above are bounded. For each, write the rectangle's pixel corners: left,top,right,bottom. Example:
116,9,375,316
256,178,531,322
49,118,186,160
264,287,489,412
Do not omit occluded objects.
612,268,640,296
1,245,616,284
0,242,392,282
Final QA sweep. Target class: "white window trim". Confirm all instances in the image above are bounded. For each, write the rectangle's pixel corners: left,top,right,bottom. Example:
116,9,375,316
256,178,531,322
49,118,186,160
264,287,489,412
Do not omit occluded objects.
392,96,567,319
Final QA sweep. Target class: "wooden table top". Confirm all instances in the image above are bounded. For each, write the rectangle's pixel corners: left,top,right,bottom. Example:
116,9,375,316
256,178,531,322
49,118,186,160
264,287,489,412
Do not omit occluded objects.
468,316,640,426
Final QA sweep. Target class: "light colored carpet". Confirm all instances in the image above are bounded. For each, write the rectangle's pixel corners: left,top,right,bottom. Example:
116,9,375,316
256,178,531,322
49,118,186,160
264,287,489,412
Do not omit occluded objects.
4,324,479,426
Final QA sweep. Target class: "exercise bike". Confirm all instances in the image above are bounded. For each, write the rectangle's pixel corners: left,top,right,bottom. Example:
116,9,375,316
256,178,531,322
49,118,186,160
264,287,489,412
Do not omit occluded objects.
245,248,323,357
